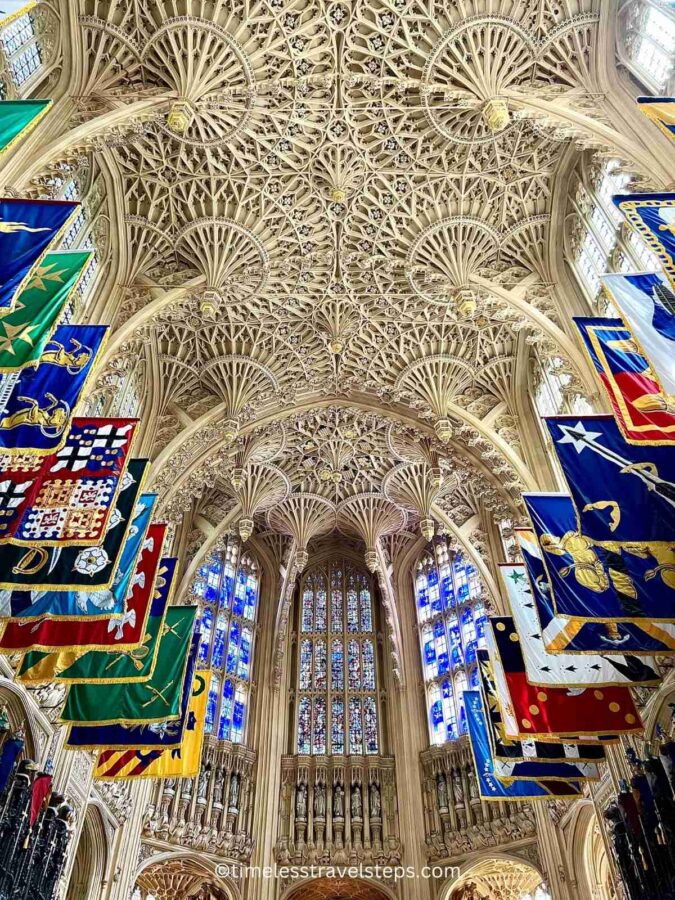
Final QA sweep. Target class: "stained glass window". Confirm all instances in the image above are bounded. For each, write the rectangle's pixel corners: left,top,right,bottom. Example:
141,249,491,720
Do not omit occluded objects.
189,541,259,744
296,560,379,755
415,541,488,745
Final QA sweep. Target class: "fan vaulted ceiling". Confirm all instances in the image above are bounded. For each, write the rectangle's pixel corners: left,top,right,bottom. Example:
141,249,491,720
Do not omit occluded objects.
57,0,627,563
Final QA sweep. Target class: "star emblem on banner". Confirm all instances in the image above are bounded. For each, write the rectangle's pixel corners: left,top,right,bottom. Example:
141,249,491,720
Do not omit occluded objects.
26,262,68,292
0,320,37,355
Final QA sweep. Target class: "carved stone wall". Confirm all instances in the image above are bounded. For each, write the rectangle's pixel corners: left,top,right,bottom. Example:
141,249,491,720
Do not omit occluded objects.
275,754,400,867
420,741,536,862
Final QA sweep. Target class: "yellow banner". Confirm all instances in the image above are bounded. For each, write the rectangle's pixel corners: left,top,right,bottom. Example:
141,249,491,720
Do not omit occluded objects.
93,670,208,780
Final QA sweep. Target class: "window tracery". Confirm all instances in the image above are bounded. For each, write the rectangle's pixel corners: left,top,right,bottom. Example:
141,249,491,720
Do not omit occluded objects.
296,560,379,756
191,542,259,744
415,541,487,745
0,7,42,98
618,0,675,92
568,158,660,309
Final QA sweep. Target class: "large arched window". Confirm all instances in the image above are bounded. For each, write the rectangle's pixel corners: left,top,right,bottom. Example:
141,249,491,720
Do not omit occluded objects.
618,0,675,93
191,542,259,744
296,559,379,756
415,541,487,745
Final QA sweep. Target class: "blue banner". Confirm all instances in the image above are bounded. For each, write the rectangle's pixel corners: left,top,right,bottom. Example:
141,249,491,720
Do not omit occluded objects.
637,97,675,140
65,631,199,750
546,415,675,542
517,526,675,654
0,324,108,454
0,199,78,309
2,493,157,620
523,492,675,622
613,192,675,288
465,691,583,800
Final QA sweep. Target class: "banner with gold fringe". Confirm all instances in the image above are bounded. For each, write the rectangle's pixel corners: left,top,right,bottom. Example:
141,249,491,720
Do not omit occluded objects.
94,670,208,780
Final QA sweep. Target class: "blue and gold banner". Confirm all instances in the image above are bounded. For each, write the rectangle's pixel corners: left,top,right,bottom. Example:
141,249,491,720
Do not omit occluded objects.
500,560,660,683
65,625,199,750
637,97,675,140
0,493,156,622
0,458,148,597
546,414,675,543
602,272,675,397
0,198,79,309
574,316,675,445
523,492,675,623
464,691,584,800
0,324,108,455
515,526,675,654
612,192,675,289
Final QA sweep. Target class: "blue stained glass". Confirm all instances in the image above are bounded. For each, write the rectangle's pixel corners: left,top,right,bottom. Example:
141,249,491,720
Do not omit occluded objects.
362,640,376,691
331,639,344,690
349,698,363,754
469,666,479,689
331,699,344,754
198,563,209,577
461,607,477,664
441,574,454,609
347,587,359,632
364,696,378,754
360,587,372,632
348,639,361,690
455,672,468,734
244,575,257,619
221,573,235,609
298,697,311,754
314,639,327,690
315,585,327,632
300,639,313,690
232,694,246,743
198,606,213,664
204,583,218,603
428,569,442,614
238,626,252,680
233,571,246,616
331,587,343,632
448,616,462,667
205,674,220,735
218,679,234,740
313,698,326,754
212,613,226,668
434,620,449,675
301,588,313,632
431,698,443,726
226,620,240,673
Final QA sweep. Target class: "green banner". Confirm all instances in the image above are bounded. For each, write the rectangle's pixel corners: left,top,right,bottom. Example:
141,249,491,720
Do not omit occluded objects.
59,606,197,725
0,250,91,372
0,99,51,155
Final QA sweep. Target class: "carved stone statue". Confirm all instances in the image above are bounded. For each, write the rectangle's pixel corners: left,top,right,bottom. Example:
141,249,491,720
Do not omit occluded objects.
197,765,210,800
369,782,381,819
295,784,307,820
313,783,326,818
333,783,344,818
351,783,362,819
452,767,464,804
467,767,478,801
229,773,240,811
436,773,449,811
212,769,224,806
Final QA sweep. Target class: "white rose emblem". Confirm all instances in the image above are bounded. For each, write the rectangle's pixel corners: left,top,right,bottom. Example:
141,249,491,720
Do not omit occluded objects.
74,546,109,576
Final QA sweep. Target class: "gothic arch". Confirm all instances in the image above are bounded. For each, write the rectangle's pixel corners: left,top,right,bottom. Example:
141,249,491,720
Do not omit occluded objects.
281,876,397,900
135,850,240,900
440,851,546,900
66,802,110,900
0,678,47,763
